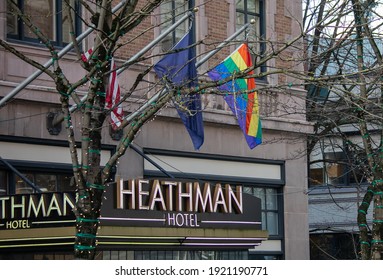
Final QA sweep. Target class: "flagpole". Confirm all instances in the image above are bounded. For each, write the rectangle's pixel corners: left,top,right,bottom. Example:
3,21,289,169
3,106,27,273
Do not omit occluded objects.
196,22,252,67
0,157,42,193
65,10,195,116
124,21,253,124
0,0,128,108
117,11,195,76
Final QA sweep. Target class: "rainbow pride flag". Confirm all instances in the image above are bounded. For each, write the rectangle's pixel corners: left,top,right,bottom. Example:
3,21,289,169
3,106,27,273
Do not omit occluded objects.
208,43,262,149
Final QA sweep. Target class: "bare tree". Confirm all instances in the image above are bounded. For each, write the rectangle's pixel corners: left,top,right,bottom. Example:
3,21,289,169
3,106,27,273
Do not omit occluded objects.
1,0,185,260
4,0,365,260
0,0,307,259
303,0,383,259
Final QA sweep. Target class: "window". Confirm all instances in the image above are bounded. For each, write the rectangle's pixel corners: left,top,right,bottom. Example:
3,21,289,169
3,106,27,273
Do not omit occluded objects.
309,150,368,187
7,0,80,46
0,252,75,260
236,0,266,74
0,171,7,195
102,250,248,260
248,254,282,260
324,151,347,185
0,168,73,195
159,0,191,51
0,170,72,195
244,186,280,235
14,172,73,194
310,151,348,187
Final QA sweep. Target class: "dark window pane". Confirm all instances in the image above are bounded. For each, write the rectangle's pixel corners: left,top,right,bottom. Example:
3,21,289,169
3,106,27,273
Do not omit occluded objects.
36,174,56,192
236,12,245,28
325,152,347,185
246,187,279,235
266,188,277,210
6,4,18,35
110,251,119,260
7,0,81,47
119,251,127,259
236,0,245,10
266,212,278,235
235,0,264,75
57,174,74,192
247,0,257,13
61,0,76,43
160,0,188,51
103,251,111,260
15,173,34,194
261,211,266,231
0,171,7,194
24,0,55,41
310,166,324,185
134,251,143,260
253,188,265,209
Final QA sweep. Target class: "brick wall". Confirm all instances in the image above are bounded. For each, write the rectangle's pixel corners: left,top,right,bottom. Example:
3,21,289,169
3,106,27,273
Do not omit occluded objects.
204,0,232,65
113,0,297,74
113,1,154,61
274,0,294,84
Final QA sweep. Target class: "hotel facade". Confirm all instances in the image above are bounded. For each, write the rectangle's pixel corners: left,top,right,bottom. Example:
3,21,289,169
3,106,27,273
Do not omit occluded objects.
0,0,311,260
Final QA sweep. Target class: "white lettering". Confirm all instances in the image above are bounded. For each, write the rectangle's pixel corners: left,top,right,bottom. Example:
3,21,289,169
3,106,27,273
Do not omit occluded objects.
137,179,149,210
176,182,193,212
5,219,31,229
167,213,175,226
166,213,200,227
115,179,244,214
162,181,177,211
149,180,166,210
63,193,75,215
47,194,62,216
11,196,25,219
117,178,136,209
190,213,200,227
175,213,184,226
27,195,46,218
213,184,228,213
0,197,9,219
193,182,213,212
225,185,243,214
0,193,76,223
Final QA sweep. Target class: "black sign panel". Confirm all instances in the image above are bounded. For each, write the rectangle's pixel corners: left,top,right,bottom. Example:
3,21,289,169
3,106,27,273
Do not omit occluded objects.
100,179,262,230
0,179,263,231
0,192,76,230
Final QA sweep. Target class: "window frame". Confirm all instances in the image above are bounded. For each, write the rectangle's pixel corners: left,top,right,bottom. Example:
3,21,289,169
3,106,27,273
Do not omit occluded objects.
14,170,74,194
0,135,116,195
309,143,369,188
159,0,194,51
6,0,81,47
244,185,283,237
0,170,7,195
235,0,267,77
1,160,74,194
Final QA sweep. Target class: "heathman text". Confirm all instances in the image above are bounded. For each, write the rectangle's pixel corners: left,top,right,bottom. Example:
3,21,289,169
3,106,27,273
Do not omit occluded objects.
0,193,75,220
116,179,243,214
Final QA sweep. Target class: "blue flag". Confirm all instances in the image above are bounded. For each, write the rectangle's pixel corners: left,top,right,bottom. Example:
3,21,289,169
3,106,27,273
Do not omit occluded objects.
154,31,204,150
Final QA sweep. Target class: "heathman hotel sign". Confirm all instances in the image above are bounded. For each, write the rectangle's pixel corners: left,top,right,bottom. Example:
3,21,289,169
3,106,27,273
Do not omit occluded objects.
100,179,262,229
0,179,262,230
0,192,75,230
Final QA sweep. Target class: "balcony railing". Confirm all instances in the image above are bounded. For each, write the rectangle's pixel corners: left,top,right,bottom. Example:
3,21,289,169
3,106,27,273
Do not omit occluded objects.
202,89,280,118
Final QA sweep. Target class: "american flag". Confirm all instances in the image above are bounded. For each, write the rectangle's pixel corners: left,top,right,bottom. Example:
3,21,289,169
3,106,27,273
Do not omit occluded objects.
81,48,93,62
106,57,123,130
82,49,123,129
